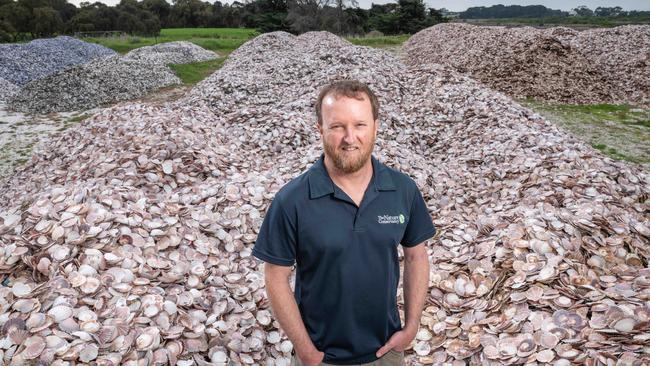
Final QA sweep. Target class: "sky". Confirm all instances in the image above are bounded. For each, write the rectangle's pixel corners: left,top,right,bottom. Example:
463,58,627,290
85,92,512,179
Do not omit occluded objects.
69,0,650,11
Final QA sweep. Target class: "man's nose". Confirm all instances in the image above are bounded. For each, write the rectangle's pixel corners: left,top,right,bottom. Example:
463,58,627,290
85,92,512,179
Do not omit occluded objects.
343,127,356,144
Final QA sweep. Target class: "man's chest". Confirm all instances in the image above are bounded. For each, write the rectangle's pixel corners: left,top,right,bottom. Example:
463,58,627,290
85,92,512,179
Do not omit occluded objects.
293,193,411,261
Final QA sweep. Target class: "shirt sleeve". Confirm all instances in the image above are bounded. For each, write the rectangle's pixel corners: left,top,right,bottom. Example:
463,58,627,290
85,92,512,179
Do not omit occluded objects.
252,196,297,266
401,185,436,247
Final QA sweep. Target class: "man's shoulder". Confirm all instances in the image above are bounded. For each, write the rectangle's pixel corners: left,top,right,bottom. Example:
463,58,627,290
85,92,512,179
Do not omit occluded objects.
377,159,420,192
272,169,311,205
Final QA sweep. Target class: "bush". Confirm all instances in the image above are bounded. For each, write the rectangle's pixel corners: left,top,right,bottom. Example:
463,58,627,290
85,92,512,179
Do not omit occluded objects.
0,19,14,42
366,30,384,37
0,29,11,42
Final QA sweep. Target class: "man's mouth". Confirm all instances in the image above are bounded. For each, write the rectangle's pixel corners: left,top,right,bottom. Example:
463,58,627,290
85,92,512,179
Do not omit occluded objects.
342,146,358,151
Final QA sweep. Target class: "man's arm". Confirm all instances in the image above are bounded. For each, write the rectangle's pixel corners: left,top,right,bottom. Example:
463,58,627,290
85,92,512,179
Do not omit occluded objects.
375,241,430,357
402,242,430,334
265,263,324,365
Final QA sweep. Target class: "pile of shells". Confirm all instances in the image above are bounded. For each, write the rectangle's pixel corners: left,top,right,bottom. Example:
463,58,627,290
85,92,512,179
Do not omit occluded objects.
567,25,650,107
0,78,19,102
123,41,219,65
8,56,181,114
1,31,649,366
0,36,116,86
403,23,650,106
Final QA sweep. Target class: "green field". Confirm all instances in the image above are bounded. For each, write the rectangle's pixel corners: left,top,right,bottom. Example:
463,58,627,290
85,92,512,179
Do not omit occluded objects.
83,28,258,54
347,35,410,47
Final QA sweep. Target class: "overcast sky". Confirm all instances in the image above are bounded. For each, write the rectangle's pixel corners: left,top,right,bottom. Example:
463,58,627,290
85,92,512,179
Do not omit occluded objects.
69,0,650,11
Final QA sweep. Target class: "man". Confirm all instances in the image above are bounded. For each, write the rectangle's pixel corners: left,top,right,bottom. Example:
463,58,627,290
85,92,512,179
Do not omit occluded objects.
252,80,435,366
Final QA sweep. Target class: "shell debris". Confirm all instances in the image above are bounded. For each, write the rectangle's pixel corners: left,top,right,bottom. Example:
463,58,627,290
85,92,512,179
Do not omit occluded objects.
0,31,649,365
404,23,650,107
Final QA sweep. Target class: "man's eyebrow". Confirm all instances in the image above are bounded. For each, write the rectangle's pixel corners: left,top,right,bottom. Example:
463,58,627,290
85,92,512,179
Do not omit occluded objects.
328,120,370,125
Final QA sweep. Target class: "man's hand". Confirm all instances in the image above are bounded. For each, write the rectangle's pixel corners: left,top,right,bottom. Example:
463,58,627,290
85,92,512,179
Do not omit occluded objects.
298,349,325,366
375,327,417,358
265,263,323,366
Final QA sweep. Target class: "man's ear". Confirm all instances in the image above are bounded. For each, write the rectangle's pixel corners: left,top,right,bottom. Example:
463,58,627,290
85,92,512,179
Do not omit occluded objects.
316,122,323,136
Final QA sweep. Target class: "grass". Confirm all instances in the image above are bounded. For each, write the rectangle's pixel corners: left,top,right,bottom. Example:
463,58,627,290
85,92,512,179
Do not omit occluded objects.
161,28,259,39
169,58,227,85
82,28,259,54
66,113,90,124
346,35,410,47
521,100,650,164
58,113,91,131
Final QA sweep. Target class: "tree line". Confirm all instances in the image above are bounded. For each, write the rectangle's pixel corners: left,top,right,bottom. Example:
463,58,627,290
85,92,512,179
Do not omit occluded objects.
459,4,650,19
0,0,446,42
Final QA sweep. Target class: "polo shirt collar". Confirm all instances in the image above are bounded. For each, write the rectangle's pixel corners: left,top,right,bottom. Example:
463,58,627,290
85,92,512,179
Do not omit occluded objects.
308,154,396,199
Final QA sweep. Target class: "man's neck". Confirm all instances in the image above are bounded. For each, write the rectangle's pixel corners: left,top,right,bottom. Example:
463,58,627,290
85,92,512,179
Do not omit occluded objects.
323,155,373,190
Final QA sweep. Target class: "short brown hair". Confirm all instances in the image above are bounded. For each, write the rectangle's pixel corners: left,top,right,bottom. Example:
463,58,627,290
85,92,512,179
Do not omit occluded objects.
315,80,379,125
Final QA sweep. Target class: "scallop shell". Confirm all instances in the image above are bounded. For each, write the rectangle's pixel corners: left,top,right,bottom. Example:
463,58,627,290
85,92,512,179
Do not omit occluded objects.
18,335,46,360
79,343,98,362
47,305,73,323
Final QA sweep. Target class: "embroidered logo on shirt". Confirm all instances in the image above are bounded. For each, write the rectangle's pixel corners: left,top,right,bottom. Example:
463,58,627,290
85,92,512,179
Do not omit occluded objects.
378,214,405,224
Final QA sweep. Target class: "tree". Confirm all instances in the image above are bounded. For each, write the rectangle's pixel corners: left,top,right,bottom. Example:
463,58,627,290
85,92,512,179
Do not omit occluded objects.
0,2,31,36
573,5,593,17
17,0,47,13
49,0,78,23
343,7,367,34
459,4,567,19
367,11,399,34
116,10,143,33
594,6,625,17
220,2,245,27
0,18,14,41
428,7,443,23
143,0,170,26
168,0,212,27
140,10,160,35
287,0,329,33
287,0,366,35
366,0,442,35
332,0,357,34
65,3,99,32
32,6,63,36
93,6,120,31
397,0,426,34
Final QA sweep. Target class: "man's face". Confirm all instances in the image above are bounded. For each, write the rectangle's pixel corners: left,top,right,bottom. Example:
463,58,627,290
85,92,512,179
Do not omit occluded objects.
318,94,378,174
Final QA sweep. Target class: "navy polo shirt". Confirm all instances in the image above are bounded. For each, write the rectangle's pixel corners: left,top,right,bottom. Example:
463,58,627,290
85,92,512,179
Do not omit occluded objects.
252,154,436,365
